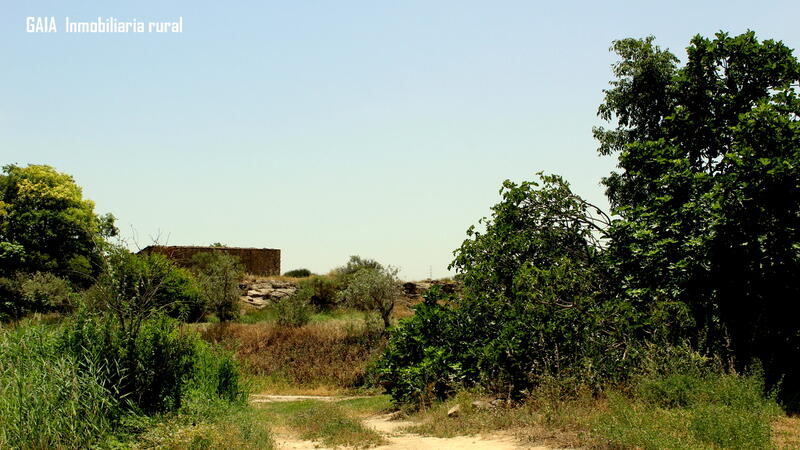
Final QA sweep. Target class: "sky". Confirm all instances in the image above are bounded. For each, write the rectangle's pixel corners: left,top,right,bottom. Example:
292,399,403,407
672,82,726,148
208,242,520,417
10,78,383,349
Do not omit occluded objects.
2,1,799,280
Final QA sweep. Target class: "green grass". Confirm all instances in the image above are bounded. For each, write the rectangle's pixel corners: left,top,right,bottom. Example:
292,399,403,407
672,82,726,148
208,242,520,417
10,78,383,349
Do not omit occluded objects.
596,371,782,449
336,395,393,416
259,399,386,448
1,316,255,448
403,371,785,450
240,306,370,325
130,405,275,449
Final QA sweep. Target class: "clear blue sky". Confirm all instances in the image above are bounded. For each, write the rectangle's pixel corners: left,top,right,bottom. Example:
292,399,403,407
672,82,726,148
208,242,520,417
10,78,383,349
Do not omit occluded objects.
2,1,798,280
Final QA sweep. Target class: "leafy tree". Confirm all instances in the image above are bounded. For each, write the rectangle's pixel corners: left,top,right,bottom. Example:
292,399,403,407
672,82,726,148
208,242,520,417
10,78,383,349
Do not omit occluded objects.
596,31,800,398
191,252,244,322
380,175,631,404
0,164,116,284
337,265,400,330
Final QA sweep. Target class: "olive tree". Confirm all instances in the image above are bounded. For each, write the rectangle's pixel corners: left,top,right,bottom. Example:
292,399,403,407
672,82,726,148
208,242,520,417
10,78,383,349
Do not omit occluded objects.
337,265,400,330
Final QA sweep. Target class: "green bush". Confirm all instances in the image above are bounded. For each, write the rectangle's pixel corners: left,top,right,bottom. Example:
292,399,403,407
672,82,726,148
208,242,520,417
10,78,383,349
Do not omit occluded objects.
337,266,400,330
274,294,313,327
60,311,243,414
0,314,246,448
378,175,632,405
294,275,339,310
284,268,312,278
19,271,76,312
191,252,244,322
377,286,468,405
88,246,204,323
0,272,77,320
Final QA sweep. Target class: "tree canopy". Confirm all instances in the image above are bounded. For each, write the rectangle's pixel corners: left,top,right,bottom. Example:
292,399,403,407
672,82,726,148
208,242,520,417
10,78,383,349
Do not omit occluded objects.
597,31,800,393
0,164,117,284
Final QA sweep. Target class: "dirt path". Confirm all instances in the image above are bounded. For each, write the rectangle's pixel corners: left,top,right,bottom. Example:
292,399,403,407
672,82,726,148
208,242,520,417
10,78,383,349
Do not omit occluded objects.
254,394,551,450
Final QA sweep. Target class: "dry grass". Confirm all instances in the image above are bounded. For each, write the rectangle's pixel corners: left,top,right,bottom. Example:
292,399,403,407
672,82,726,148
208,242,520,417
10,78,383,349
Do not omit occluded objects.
201,320,386,391
243,274,304,283
773,415,800,449
405,390,596,449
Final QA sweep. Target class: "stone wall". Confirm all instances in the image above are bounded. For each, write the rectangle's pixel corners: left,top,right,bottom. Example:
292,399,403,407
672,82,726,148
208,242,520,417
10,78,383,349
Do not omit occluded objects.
138,246,280,276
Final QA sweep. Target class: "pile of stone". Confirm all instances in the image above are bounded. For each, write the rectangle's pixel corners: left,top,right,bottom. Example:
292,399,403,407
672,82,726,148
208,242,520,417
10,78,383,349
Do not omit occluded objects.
240,278,297,308
401,279,460,299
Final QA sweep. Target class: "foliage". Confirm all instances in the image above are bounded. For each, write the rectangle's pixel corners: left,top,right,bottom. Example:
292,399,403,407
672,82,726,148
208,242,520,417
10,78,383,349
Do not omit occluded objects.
379,175,631,405
284,268,312,278
597,369,781,449
274,294,313,327
295,275,339,309
596,31,800,401
332,255,385,291
88,245,204,325
334,255,384,279
0,164,117,285
0,323,118,448
337,266,400,330
191,251,244,322
17,271,76,312
377,286,466,405
1,271,77,320
0,316,246,447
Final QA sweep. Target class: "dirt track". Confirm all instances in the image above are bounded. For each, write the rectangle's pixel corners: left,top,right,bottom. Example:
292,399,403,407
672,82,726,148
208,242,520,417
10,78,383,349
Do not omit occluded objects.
253,394,552,450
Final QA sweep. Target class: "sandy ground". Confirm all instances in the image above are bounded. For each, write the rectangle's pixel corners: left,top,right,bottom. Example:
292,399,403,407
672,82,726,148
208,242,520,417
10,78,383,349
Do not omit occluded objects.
255,395,552,450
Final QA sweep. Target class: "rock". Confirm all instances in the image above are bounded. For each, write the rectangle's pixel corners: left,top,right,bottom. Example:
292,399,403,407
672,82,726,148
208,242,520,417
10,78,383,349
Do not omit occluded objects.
402,279,460,299
471,400,495,410
447,404,461,417
239,277,298,308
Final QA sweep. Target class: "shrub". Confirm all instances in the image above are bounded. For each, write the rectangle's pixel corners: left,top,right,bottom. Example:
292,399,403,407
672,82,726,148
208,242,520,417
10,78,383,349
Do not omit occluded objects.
88,246,204,323
283,268,312,278
337,267,400,330
274,295,313,327
19,271,76,312
0,272,77,320
378,175,631,405
377,286,468,405
294,275,339,310
191,252,244,322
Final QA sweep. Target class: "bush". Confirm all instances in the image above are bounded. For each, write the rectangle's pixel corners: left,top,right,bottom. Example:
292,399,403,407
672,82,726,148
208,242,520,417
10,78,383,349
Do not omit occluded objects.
337,266,400,330
274,295,313,327
60,311,244,414
88,246,204,323
0,272,77,320
377,286,468,405
19,271,76,312
378,175,631,405
191,252,244,322
294,275,339,310
284,268,312,278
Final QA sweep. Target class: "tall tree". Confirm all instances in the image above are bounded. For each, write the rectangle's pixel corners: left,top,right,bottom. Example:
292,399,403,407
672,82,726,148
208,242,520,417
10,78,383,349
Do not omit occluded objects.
597,31,800,396
0,164,116,284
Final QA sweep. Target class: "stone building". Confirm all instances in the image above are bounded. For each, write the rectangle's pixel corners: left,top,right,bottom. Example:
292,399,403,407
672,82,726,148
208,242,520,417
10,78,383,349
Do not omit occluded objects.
138,246,280,276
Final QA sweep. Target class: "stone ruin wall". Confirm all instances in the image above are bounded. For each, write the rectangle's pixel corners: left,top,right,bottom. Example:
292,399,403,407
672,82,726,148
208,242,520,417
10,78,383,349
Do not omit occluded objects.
139,246,280,276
